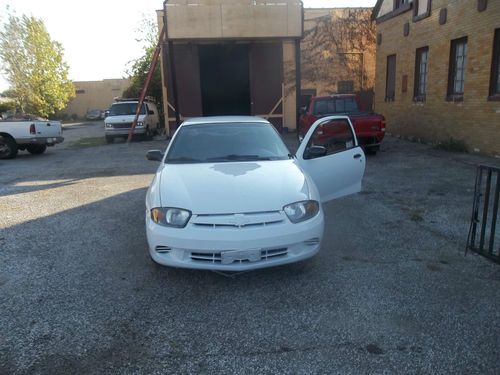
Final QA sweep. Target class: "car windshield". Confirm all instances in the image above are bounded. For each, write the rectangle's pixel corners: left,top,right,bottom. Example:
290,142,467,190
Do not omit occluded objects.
313,97,359,116
108,103,145,116
165,122,291,164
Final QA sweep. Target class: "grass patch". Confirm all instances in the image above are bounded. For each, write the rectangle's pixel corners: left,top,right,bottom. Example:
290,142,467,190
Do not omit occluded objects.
434,138,468,153
68,137,106,149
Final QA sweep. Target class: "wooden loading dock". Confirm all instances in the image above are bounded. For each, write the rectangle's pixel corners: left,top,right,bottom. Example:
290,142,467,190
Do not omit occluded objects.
157,0,304,135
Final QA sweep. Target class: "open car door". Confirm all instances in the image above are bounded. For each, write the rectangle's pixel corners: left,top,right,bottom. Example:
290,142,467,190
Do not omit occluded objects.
296,115,365,203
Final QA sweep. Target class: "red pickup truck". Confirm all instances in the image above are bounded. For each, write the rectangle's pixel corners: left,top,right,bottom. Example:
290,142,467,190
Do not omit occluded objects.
298,94,385,155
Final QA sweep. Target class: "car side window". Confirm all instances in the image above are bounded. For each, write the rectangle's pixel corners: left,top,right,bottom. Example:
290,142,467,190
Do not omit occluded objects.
307,119,355,156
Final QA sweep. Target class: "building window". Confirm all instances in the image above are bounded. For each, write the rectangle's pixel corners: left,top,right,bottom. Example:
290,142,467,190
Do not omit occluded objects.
75,89,85,94
414,46,429,100
394,0,409,10
337,80,354,94
489,28,500,99
413,0,431,21
447,37,467,101
386,54,396,101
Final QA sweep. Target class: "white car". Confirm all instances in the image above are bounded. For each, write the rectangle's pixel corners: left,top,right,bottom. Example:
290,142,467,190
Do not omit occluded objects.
145,116,365,271
0,116,64,159
104,99,160,143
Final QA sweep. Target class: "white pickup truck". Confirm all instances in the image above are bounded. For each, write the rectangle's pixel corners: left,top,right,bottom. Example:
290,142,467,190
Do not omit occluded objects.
0,117,64,159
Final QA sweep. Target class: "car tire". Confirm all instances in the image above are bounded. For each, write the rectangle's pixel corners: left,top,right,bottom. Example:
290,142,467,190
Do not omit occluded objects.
0,136,18,159
143,127,153,141
26,144,47,155
105,135,114,144
364,146,379,156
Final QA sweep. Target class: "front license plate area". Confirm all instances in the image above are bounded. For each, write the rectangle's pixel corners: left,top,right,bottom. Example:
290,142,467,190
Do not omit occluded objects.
221,249,261,265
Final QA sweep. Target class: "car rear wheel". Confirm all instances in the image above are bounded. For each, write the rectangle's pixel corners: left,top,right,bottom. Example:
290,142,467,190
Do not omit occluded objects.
0,136,18,159
142,127,153,141
26,144,47,154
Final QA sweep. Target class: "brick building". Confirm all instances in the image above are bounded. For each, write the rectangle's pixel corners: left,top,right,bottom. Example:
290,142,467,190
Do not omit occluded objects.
61,79,130,119
372,0,500,156
301,8,376,109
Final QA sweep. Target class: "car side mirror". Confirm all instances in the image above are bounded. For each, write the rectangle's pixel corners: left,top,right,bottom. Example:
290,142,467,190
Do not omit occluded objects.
148,110,155,115
147,150,164,161
304,145,327,160
300,107,307,115
104,110,109,118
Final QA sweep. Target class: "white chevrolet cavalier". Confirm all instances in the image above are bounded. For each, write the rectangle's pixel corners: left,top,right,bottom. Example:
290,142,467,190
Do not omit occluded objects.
145,116,365,271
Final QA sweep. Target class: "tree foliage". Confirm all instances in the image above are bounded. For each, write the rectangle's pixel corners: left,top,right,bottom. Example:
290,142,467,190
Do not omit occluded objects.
0,12,75,118
122,18,163,120
301,8,376,90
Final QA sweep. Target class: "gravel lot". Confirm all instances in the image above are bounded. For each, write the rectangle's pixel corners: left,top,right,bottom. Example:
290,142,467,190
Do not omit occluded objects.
1,123,499,374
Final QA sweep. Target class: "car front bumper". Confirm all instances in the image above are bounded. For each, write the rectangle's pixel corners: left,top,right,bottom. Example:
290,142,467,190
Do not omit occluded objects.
105,128,146,136
145,211,324,271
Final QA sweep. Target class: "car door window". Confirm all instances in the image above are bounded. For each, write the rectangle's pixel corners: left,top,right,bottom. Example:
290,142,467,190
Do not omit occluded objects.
306,119,355,158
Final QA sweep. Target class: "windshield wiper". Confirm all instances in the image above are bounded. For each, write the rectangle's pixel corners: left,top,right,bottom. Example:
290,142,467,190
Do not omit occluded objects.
207,154,273,161
165,157,202,163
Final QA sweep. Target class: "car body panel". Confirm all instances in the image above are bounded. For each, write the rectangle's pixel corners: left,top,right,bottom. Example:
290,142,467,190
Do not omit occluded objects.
296,115,365,203
145,115,364,271
299,94,385,149
104,101,160,136
157,160,310,214
0,119,63,144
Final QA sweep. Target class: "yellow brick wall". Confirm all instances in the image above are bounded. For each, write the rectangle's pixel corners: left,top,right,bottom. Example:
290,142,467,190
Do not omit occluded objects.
302,8,376,96
61,79,130,119
374,0,500,156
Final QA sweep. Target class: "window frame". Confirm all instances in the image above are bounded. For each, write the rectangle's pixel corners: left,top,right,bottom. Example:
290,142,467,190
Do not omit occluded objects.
413,0,432,22
394,0,410,11
447,36,468,102
414,46,429,101
489,28,500,101
307,119,357,158
385,54,397,102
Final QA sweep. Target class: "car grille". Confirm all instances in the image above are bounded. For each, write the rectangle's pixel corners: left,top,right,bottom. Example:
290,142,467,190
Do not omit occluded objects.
190,248,288,264
191,211,285,229
111,122,132,129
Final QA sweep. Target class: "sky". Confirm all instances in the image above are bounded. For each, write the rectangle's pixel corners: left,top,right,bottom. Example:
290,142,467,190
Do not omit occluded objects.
0,0,376,92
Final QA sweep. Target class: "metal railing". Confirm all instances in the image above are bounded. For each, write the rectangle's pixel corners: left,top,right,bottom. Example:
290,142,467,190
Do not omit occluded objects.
466,165,500,264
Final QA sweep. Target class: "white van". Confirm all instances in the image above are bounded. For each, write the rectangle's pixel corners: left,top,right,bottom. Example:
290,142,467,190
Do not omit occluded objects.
104,99,161,143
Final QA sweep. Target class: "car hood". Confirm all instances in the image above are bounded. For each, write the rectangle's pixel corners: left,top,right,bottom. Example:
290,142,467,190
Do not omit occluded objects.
157,160,310,214
105,114,146,123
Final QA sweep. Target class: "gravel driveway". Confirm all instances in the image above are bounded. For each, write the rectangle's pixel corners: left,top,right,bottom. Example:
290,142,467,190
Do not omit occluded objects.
1,126,499,374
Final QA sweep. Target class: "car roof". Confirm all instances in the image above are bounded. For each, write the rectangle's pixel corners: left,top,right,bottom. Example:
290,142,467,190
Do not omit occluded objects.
181,116,270,126
315,94,356,100
111,101,157,106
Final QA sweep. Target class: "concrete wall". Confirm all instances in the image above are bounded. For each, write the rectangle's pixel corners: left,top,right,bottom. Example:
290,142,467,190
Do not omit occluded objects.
61,79,130,119
165,0,302,39
374,0,500,156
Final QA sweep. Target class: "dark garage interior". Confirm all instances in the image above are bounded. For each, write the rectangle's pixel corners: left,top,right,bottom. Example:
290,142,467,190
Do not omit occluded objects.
199,44,251,116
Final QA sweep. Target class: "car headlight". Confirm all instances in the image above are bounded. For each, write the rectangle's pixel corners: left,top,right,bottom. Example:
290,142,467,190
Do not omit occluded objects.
105,123,113,128
283,200,319,223
136,121,144,127
150,207,191,228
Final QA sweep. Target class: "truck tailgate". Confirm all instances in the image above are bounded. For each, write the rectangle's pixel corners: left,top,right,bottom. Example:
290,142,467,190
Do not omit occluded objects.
33,120,62,138
350,114,383,137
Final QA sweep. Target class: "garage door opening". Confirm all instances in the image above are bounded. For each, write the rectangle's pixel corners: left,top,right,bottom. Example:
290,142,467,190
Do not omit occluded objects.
199,44,251,116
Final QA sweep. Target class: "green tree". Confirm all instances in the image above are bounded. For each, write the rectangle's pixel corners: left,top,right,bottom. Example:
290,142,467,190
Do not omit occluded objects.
123,17,163,121
0,12,74,118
